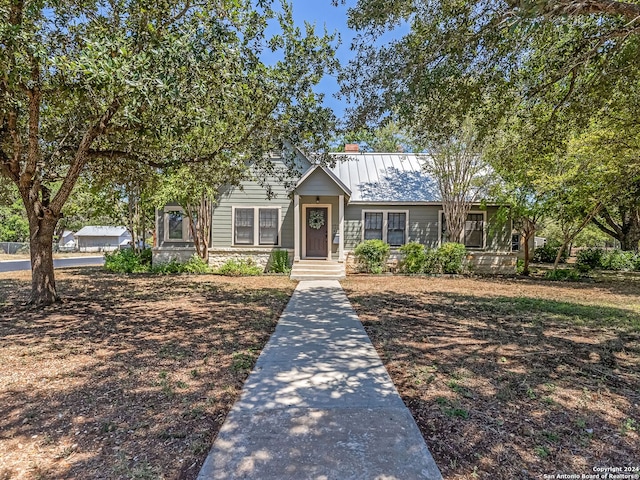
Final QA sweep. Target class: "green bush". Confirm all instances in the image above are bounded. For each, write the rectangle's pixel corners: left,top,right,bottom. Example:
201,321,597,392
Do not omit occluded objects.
151,254,210,274
437,242,467,274
533,243,568,264
398,242,427,273
601,249,636,271
576,247,604,272
423,248,441,274
216,258,263,276
544,269,580,281
354,239,391,274
268,250,291,274
104,248,151,273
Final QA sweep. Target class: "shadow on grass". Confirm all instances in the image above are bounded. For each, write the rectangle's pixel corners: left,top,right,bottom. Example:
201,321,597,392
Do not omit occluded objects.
345,286,640,480
0,270,294,480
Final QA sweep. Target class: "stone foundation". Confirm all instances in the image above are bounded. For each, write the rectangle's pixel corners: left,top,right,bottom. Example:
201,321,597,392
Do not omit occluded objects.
152,247,196,265
466,252,517,274
207,248,294,271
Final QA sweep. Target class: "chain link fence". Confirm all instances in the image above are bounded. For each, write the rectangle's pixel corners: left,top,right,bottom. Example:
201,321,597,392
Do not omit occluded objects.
0,241,30,254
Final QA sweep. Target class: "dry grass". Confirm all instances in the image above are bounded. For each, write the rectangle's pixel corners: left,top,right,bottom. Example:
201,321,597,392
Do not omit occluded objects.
0,253,102,261
343,275,640,480
0,269,295,480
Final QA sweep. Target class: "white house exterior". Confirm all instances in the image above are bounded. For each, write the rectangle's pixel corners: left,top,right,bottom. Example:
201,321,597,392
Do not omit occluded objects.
75,226,132,252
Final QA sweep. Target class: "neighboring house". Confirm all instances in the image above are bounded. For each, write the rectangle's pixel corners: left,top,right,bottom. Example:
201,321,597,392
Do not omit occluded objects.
75,226,132,252
58,230,77,252
153,147,515,276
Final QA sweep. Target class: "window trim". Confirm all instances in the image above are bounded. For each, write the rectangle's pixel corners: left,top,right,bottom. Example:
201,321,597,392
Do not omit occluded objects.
438,210,487,250
361,209,410,246
231,206,282,247
163,206,191,242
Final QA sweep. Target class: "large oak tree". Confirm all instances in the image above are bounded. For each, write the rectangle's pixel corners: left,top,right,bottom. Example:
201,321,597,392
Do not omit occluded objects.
1,0,337,305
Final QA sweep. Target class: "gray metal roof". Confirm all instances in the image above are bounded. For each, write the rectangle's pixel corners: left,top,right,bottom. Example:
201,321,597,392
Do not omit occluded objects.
75,226,130,237
327,153,439,203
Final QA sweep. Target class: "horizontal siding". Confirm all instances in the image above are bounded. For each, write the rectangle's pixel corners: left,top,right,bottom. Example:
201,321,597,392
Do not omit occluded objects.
213,157,298,249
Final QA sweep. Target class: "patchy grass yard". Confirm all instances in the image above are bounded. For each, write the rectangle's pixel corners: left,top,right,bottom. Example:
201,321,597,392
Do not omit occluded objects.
343,275,640,480
0,269,295,480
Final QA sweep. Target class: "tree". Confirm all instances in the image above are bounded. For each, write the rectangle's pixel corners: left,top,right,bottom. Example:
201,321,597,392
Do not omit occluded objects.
331,120,417,152
1,0,337,305
154,161,247,262
0,185,29,242
419,118,489,243
338,0,640,139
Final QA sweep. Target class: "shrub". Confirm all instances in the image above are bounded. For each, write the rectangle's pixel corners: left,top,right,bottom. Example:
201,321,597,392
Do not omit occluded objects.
544,269,580,281
216,258,263,276
354,239,391,274
398,242,427,274
268,250,291,274
533,243,568,264
576,247,604,272
437,242,467,274
601,249,635,271
181,254,210,274
104,248,150,273
423,248,441,274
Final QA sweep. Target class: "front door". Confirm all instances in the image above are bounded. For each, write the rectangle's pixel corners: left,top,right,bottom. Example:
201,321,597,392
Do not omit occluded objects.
306,207,328,258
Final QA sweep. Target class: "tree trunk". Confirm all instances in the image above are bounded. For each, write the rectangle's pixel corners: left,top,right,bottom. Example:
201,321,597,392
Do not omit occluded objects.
28,214,60,305
522,232,531,276
619,226,640,251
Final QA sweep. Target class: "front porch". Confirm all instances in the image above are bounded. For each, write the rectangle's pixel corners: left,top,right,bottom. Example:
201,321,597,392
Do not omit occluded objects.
292,164,351,266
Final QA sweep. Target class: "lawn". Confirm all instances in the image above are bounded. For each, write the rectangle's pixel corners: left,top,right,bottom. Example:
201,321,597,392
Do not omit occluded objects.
343,275,640,480
0,269,295,480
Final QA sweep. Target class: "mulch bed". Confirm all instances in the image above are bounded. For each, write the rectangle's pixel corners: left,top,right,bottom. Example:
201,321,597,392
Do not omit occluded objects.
343,275,640,480
0,268,295,480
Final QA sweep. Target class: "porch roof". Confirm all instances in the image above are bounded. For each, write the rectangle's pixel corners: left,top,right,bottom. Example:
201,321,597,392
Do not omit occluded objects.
294,165,352,197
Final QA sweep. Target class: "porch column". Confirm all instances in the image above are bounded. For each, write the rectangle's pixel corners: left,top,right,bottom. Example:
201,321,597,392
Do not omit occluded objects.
338,194,344,262
294,193,300,262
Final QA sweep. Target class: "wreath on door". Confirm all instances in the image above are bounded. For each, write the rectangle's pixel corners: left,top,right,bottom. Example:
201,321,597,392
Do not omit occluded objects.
309,210,326,230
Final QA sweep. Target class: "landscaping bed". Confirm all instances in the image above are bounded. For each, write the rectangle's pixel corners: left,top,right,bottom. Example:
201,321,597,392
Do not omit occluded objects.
0,269,295,479
343,275,640,480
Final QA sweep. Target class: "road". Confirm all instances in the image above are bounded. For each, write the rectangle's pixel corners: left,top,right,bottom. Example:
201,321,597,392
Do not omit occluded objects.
0,256,104,273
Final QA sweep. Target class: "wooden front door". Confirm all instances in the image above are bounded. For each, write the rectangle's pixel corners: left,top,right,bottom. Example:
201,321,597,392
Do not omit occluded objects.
306,207,328,258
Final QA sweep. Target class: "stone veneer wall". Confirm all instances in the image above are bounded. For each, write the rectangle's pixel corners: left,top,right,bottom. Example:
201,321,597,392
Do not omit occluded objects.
207,248,294,270
152,247,196,265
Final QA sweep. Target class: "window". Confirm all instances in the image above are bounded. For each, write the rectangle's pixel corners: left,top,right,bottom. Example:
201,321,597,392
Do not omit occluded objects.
464,213,484,248
235,208,254,245
362,210,408,246
387,212,406,246
233,207,280,246
164,207,191,242
512,234,521,252
259,208,279,245
364,212,383,240
439,211,486,249
168,211,183,240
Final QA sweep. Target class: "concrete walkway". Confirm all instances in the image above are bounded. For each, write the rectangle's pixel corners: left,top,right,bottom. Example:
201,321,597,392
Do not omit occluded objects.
197,280,443,480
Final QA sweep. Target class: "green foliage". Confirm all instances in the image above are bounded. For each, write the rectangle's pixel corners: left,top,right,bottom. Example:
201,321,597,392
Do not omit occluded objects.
516,258,525,275
268,250,291,274
354,239,391,274
216,259,263,276
398,242,467,274
438,243,467,274
533,243,568,264
576,248,604,272
600,250,636,272
104,249,152,274
0,192,29,242
543,269,581,282
151,255,211,274
398,242,428,273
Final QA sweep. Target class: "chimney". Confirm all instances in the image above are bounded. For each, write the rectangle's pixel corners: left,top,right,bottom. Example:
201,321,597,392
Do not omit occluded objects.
344,143,359,153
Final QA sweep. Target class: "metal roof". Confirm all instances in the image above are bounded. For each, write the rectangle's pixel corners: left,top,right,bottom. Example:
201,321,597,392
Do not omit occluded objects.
327,153,440,203
75,226,130,237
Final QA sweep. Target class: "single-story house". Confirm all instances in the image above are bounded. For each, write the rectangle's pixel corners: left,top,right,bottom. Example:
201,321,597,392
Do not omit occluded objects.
58,230,77,252
153,147,515,277
75,226,132,252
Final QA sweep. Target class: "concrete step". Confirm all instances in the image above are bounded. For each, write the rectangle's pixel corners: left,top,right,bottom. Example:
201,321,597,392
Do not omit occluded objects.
290,273,346,281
